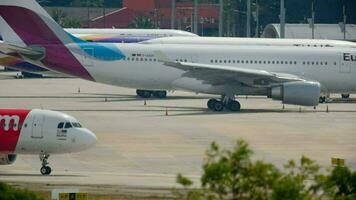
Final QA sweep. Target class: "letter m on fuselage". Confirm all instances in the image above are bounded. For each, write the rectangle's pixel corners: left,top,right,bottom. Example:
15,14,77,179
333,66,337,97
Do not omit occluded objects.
0,115,20,131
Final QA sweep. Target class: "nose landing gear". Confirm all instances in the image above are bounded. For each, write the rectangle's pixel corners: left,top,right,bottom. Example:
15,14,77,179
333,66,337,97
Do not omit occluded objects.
39,153,51,175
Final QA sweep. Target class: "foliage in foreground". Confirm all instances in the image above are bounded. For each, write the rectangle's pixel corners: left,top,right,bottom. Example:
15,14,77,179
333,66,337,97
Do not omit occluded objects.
176,140,356,200
0,182,44,200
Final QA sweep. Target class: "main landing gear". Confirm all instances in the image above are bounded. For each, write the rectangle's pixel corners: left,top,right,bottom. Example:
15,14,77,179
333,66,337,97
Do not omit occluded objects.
39,153,51,175
341,94,350,99
136,89,167,99
207,96,241,112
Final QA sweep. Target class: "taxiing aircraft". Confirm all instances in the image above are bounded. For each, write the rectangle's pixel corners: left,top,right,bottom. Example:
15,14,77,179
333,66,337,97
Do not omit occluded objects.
0,109,97,175
0,0,355,112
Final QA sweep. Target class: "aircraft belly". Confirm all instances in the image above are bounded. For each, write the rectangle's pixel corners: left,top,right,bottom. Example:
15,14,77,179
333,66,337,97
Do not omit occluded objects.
85,61,182,90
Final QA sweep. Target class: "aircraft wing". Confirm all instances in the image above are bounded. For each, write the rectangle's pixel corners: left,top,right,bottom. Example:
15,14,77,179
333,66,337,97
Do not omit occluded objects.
155,51,304,87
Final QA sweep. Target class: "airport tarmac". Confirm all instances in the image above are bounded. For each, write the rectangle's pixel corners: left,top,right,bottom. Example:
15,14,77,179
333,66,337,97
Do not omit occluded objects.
0,73,356,196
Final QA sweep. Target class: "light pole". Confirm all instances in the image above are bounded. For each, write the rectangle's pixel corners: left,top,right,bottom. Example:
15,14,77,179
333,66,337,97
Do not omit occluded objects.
193,0,199,34
343,5,347,40
171,0,176,29
219,0,224,37
280,0,285,38
311,0,315,39
219,0,223,37
200,17,204,36
255,0,259,37
247,0,251,37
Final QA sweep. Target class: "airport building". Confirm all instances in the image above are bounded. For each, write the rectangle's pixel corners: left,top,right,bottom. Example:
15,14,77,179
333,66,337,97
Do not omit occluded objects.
89,0,220,35
263,23,356,42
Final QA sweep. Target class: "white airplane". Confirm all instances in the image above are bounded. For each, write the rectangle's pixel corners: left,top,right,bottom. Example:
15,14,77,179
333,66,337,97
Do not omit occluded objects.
0,109,97,175
0,28,197,78
143,36,356,48
0,0,355,112
65,28,198,42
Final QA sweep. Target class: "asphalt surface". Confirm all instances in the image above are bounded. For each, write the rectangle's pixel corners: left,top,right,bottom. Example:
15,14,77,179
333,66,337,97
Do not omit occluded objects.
0,73,355,195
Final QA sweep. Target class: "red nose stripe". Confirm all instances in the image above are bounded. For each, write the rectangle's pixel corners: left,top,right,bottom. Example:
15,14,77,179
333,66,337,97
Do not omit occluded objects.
0,109,31,153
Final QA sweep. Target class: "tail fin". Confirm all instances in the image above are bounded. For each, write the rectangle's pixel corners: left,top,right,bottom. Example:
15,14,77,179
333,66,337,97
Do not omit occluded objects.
0,0,94,81
0,0,72,45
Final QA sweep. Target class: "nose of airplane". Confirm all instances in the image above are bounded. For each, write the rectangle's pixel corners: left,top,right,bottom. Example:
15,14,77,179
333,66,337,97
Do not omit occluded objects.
83,128,97,147
73,128,97,152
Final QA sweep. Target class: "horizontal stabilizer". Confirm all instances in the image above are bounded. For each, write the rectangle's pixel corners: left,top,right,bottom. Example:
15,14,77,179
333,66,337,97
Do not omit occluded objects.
0,42,45,60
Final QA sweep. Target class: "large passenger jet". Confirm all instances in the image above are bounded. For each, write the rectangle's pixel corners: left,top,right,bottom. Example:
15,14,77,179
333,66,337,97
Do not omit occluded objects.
0,109,97,175
0,28,197,79
0,0,355,112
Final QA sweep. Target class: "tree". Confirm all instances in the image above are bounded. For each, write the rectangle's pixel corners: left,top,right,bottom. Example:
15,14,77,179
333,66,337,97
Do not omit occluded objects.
129,16,155,29
176,139,356,200
50,8,81,28
178,140,282,200
271,157,325,200
324,166,356,199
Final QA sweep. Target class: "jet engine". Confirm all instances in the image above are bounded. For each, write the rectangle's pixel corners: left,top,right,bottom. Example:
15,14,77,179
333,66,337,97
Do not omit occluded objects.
268,81,320,106
0,154,17,165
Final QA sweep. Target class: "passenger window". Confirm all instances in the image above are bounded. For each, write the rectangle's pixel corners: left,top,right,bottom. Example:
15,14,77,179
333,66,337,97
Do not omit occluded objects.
65,122,72,129
57,122,64,129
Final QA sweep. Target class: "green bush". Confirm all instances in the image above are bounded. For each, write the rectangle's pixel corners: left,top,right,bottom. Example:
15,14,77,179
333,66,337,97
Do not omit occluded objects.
177,139,356,200
0,182,44,200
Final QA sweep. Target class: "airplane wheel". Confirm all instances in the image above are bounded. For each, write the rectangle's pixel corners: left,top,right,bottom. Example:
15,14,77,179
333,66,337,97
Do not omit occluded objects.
207,99,217,110
46,166,52,175
226,100,241,112
137,90,152,98
153,91,167,98
319,96,326,103
40,166,51,175
341,94,350,99
213,101,224,112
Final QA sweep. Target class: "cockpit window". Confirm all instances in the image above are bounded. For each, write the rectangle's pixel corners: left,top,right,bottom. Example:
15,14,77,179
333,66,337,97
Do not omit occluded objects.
57,122,64,129
65,122,72,129
72,122,82,128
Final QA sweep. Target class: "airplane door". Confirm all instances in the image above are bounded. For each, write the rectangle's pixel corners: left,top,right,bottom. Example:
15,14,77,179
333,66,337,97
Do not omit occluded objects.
82,48,94,67
340,53,351,73
31,115,44,138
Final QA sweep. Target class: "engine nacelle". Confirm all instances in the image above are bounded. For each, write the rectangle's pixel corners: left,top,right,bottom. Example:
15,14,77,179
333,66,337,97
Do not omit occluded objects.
0,154,17,165
268,81,321,106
